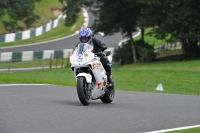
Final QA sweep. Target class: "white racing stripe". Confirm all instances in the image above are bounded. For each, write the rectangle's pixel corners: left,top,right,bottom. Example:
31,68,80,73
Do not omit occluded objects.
145,125,200,133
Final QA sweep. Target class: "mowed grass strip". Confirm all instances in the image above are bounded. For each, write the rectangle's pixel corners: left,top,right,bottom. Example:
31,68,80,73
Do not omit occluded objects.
0,60,200,96
0,68,75,86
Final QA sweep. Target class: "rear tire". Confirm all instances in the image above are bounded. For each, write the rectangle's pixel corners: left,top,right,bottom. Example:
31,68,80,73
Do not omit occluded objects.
77,77,91,106
101,84,115,103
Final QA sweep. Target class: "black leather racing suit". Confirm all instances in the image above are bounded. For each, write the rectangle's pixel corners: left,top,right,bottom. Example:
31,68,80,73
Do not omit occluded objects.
75,36,113,83
91,37,111,75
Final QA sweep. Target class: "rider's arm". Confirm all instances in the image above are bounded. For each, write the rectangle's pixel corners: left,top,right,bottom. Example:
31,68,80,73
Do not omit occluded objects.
92,37,107,51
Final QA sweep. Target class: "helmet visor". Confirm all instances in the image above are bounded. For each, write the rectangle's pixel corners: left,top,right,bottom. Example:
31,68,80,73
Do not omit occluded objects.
80,37,89,43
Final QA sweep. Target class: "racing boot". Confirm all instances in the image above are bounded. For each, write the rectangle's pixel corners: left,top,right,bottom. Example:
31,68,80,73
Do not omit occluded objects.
106,62,113,83
106,72,114,90
107,72,114,84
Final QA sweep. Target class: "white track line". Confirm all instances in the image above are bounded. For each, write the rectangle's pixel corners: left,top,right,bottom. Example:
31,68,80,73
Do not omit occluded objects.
145,125,200,133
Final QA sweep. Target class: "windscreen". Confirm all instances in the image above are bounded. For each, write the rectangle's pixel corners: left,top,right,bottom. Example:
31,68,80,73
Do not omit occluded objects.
76,43,93,55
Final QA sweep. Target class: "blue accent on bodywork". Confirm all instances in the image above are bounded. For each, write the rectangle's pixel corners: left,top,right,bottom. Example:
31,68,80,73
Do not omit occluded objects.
107,61,112,67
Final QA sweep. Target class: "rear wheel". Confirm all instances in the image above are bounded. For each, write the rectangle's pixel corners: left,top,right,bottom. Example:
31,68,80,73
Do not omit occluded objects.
101,84,115,103
77,77,91,106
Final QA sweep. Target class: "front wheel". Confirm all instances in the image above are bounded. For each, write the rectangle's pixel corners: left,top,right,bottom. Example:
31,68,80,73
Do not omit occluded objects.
77,77,91,106
101,84,115,103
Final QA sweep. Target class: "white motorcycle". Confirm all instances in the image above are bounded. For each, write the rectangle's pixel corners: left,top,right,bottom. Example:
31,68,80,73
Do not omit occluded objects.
70,43,115,106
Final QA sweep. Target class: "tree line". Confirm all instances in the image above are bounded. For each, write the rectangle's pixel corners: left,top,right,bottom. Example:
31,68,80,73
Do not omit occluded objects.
64,0,200,62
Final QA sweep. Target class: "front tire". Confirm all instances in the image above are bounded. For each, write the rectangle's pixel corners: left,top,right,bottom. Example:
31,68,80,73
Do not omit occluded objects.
77,77,91,106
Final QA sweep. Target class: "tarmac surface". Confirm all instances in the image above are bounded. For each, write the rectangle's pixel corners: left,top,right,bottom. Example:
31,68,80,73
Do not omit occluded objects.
0,85,200,133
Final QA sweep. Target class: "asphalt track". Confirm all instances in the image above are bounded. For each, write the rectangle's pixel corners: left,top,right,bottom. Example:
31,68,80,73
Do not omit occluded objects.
0,85,200,133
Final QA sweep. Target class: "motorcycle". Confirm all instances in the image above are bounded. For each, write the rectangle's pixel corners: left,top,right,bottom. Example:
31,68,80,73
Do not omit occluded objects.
70,43,115,106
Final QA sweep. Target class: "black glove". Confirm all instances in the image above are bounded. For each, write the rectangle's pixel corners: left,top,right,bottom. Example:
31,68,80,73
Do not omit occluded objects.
96,52,106,57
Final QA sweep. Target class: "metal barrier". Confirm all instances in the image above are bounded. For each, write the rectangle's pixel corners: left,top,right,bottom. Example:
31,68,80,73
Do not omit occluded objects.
0,53,71,72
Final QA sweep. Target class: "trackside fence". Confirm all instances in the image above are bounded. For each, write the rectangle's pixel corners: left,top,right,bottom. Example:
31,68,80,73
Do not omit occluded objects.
154,40,181,53
0,47,116,72
0,49,73,72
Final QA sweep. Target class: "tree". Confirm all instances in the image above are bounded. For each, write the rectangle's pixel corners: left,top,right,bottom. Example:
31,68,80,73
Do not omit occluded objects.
0,0,41,32
63,0,82,26
139,0,200,57
84,0,142,62
0,1,7,17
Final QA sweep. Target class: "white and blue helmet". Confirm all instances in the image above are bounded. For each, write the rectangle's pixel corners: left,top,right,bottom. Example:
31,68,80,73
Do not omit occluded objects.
78,28,93,43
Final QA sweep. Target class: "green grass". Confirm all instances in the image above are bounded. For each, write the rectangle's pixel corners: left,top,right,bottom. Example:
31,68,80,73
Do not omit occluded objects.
166,127,200,133
0,0,63,34
34,0,63,26
0,67,76,86
0,11,84,47
115,60,200,95
1,60,200,96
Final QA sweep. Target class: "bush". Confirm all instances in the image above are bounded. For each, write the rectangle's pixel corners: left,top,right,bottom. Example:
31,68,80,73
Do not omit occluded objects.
113,39,156,64
113,41,133,65
136,40,157,62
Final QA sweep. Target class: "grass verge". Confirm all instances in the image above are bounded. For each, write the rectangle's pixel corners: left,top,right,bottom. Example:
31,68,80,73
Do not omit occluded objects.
1,60,200,96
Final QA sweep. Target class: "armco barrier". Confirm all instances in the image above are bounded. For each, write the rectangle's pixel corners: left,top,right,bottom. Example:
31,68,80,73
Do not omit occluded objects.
0,48,119,72
0,47,115,62
0,14,67,43
0,49,73,62
0,7,89,43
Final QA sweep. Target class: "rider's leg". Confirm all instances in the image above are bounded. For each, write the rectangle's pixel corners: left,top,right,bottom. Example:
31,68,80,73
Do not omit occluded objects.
106,66,114,83
100,56,114,83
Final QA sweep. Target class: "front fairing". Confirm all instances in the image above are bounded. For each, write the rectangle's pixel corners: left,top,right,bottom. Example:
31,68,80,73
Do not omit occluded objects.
70,43,94,66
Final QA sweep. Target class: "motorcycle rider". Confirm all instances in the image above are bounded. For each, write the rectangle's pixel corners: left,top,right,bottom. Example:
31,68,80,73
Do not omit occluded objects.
76,28,114,85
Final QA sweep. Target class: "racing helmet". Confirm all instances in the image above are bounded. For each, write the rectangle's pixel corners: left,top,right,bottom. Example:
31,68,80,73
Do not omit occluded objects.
78,28,93,43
